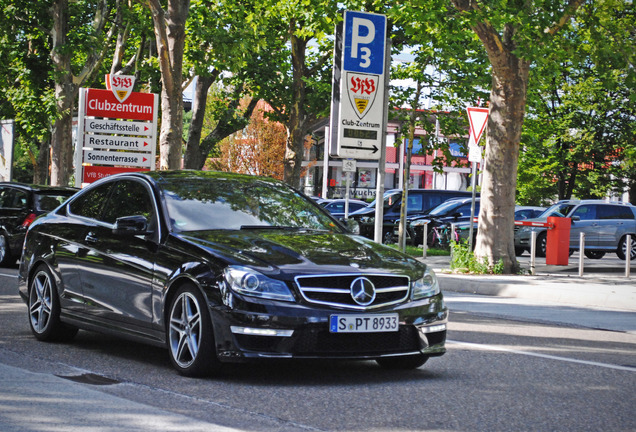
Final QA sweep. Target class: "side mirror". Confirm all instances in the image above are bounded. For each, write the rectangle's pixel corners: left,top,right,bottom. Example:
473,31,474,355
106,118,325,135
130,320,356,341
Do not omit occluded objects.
571,216,580,222
113,215,151,236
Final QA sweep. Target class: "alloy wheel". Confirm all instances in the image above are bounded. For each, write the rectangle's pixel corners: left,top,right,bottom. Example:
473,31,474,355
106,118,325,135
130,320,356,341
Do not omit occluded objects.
29,270,53,334
169,291,203,369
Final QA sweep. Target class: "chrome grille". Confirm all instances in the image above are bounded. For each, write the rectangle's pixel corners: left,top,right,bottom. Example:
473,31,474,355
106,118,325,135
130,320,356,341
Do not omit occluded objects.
295,274,410,310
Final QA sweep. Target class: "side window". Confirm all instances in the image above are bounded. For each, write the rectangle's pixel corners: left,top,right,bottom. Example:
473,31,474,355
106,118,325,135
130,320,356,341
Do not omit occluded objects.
69,182,114,220
101,180,155,225
571,205,597,221
598,205,634,220
0,187,12,209
456,203,476,216
407,194,423,212
12,190,28,209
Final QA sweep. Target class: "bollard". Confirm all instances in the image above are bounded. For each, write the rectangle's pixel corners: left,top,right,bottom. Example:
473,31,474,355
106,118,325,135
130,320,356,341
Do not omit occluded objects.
450,223,456,262
579,232,585,277
530,231,537,275
422,221,428,259
627,235,632,278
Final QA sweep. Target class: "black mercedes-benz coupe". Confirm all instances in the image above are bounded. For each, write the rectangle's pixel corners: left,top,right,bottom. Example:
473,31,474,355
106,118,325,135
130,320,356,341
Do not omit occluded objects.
18,171,447,376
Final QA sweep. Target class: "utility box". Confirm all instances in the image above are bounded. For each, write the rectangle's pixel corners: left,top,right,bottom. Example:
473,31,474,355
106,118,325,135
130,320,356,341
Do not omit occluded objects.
546,217,571,265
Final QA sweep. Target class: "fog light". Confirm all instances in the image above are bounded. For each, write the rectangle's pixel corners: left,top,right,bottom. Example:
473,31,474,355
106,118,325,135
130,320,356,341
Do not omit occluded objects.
231,326,294,337
419,324,446,334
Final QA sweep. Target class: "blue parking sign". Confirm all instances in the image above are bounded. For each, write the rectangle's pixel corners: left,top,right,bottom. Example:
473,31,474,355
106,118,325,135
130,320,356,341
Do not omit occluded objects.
343,11,387,75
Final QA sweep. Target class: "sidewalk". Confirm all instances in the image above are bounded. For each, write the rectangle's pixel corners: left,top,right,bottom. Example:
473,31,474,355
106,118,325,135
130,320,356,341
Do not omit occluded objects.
419,252,636,312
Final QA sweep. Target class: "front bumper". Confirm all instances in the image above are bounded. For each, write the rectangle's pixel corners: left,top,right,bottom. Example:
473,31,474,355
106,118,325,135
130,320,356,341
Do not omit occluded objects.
210,294,448,362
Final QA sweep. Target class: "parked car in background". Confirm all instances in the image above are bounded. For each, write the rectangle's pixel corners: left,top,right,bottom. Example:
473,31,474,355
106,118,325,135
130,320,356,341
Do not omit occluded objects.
398,197,481,247
19,171,447,376
514,200,636,260
322,199,369,219
454,205,546,246
349,188,475,242
0,182,77,266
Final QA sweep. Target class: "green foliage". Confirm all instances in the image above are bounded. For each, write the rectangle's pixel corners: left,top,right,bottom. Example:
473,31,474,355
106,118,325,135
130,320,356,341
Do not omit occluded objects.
450,241,504,274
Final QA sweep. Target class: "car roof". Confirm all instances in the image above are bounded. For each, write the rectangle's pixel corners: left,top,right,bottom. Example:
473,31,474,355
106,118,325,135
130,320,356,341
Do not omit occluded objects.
0,182,77,193
553,199,634,206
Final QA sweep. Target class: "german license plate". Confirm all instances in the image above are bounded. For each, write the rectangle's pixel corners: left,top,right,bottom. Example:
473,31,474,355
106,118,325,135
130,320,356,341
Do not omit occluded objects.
329,314,399,333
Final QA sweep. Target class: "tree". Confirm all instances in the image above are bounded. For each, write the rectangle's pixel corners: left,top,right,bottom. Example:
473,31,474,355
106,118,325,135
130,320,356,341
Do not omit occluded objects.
448,0,585,273
258,0,341,189
144,0,190,170
518,0,636,205
209,100,287,179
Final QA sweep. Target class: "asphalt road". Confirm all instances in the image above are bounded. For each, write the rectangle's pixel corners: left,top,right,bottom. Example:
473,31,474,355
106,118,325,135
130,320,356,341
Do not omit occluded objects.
1,266,635,431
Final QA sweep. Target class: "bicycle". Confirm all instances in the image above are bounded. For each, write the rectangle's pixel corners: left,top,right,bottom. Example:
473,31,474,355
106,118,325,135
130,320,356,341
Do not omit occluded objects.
428,224,459,249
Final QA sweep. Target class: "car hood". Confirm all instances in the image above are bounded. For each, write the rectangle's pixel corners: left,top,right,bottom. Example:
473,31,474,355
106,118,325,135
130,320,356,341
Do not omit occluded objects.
174,229,425,276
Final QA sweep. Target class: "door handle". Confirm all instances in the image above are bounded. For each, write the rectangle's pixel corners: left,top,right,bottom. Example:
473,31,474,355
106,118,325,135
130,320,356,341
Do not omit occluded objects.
85,232,98,244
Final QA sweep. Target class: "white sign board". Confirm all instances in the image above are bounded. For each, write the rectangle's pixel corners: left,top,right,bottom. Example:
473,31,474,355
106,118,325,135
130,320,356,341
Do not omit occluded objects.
333,11,387,160
0,120,13,181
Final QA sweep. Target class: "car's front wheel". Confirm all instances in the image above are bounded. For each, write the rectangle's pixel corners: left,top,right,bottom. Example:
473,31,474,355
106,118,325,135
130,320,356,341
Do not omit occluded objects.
584,250,605,260
376,354,429,370
167,284,219,377
616,235,636,261
28,265,78,342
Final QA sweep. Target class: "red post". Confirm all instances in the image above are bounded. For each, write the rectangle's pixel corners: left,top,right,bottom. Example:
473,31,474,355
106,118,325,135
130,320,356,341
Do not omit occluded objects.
546,217,571,265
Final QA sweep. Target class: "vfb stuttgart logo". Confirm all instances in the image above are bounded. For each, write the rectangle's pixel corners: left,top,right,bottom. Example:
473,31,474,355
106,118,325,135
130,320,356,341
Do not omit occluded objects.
106,74,136,103
347,72,379,119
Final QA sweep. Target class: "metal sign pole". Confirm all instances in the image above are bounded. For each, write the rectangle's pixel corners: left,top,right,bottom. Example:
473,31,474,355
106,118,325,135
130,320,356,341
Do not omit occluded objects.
373,37,391,243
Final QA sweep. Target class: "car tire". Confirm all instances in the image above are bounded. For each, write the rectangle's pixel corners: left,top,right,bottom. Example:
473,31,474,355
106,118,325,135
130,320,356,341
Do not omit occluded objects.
167,284,219,377
584,250,605,260
376,354,429,370
536,232,547,258
0,234,14,267
28,265,78,342
616,235,636,261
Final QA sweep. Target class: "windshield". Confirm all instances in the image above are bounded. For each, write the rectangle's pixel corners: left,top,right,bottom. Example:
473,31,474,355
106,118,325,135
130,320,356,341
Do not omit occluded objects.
539,203,576,218
159,176,341,233
428,200,462,216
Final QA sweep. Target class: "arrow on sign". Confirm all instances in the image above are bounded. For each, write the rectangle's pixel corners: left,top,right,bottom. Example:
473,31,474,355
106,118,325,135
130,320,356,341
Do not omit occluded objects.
341,144,379,154
466,107,489,144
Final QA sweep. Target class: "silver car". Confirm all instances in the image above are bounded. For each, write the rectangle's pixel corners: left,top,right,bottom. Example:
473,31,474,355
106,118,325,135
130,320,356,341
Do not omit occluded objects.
514,200,636,260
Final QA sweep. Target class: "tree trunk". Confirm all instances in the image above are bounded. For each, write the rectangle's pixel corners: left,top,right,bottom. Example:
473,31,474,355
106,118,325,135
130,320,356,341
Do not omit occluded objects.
470,22,531,274
283,32,307,189
49,0,75,186
184,75,214,169
146,0,190,170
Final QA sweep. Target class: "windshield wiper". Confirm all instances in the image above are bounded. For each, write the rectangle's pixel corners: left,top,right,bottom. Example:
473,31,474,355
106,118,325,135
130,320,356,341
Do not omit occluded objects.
240,225,329,232
240,225,298,230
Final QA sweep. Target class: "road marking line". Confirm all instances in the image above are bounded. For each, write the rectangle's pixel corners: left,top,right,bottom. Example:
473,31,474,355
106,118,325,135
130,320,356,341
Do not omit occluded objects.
448,339,636,372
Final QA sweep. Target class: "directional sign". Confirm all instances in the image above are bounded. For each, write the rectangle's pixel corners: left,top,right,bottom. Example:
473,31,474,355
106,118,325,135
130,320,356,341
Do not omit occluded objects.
84,134,152,151
332,11,387,160
75,86,158,187
83,150,153,168
466,107,489,145
84,119,153,136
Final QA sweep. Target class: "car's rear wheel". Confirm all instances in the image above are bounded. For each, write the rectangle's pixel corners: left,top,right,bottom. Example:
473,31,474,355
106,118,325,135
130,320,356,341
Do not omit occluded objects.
616,235,636,261
28,265,78,342
584,250,605,259
536,232,547,257
376,354,428,370
0,234,14,266
167,284,219,377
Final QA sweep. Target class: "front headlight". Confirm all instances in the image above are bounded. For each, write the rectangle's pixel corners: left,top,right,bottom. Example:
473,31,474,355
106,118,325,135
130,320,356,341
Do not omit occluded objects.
360,216,374,224
411,219,430,228
411,267,440,300
224,266,294,302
